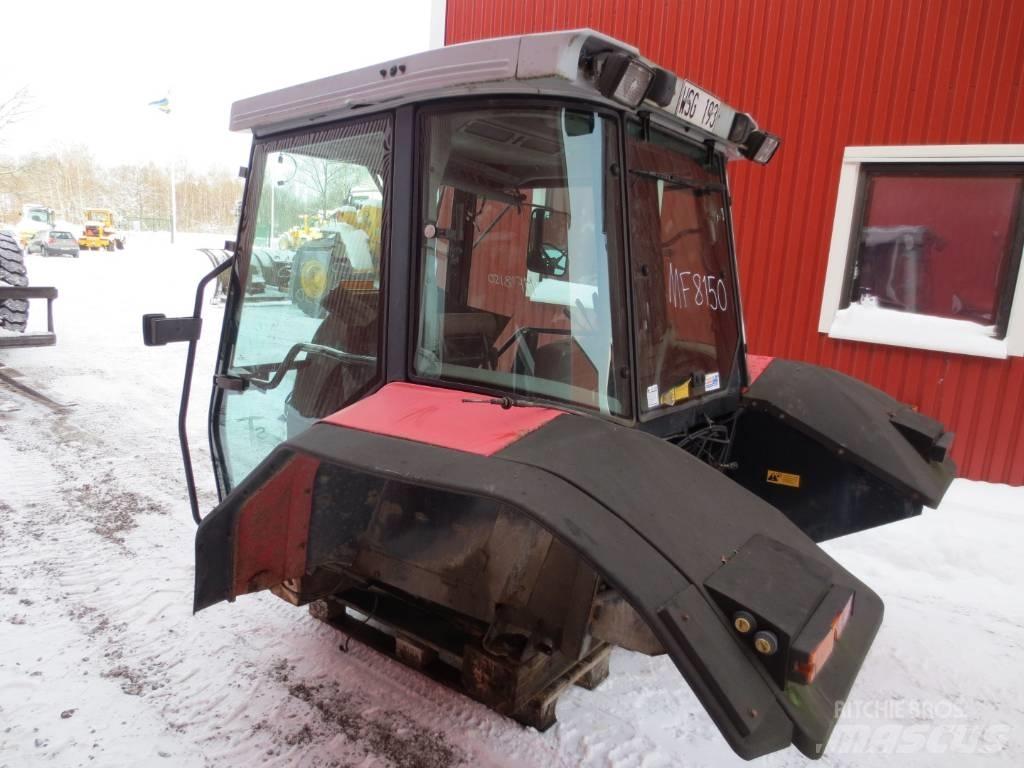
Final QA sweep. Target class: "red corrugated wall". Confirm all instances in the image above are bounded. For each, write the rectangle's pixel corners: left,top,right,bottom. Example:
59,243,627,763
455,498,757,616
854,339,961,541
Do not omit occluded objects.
446,0,1024,484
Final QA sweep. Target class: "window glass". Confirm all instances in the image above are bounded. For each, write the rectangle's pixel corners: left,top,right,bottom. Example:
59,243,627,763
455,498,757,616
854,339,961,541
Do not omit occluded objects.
217,116,390,488
848,165,1024,332
415,107,630,416
626,123,739,414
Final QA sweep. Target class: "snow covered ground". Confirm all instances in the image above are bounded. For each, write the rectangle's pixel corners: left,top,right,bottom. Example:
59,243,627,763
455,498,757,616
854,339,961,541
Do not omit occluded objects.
1,234,1021,767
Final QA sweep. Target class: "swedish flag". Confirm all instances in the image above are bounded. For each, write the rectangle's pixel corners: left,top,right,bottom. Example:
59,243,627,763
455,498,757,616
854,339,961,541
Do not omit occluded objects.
148,96,171,114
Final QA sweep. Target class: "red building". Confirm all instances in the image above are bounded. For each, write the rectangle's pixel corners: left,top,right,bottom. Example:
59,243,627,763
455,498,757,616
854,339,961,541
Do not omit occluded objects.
444,0,1024,484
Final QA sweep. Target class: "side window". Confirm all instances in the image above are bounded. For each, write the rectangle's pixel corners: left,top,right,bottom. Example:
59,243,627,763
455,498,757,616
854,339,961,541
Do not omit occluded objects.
217,116,391,488
820,148,1024,358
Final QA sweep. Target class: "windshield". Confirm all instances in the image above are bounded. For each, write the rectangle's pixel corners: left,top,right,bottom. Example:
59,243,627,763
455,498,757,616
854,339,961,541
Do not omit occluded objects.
217,115,390,488
626,122,740,414
415,106,630,417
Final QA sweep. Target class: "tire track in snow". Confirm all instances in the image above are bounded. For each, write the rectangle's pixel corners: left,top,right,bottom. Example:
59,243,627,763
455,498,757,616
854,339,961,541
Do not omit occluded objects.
0,380,562,767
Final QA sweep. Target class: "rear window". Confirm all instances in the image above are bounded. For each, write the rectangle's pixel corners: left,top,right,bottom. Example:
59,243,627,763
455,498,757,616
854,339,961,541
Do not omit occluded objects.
626,123,741,414
51,231,74,240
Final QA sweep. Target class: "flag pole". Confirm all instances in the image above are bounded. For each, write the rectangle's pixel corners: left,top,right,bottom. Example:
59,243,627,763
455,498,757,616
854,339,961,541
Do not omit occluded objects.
169,152,177,245
148,93,176,244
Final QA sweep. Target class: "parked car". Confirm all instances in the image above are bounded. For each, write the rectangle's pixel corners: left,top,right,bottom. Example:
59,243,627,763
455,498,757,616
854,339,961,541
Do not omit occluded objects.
31,230,80,258
25,230,50,254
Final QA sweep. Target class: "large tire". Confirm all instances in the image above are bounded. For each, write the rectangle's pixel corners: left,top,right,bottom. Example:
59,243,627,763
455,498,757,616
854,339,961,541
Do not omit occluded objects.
288,244,333,318
0,231,29,332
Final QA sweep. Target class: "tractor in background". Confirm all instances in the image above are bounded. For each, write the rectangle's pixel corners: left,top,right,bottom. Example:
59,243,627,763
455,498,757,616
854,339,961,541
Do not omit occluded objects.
79,208,126,251
15,204,55,248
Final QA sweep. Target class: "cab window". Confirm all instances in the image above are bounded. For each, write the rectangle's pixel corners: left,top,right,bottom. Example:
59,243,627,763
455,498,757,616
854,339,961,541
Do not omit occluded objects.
626,123,740,414
216,115,390,488
415,106,630,417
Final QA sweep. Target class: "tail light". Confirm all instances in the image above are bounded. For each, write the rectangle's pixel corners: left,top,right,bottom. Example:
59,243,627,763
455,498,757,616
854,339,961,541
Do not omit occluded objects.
790,589,854,684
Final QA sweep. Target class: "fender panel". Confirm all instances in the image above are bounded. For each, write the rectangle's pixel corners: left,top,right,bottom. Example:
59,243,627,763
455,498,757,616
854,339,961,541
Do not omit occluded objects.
732,359,956,541
195,383,885,759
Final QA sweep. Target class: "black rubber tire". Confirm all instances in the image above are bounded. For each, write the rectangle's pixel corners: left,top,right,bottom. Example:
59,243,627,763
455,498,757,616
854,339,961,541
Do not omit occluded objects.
106,242,115,252
115,239,125,250
0,230,29,332
288,247,329,319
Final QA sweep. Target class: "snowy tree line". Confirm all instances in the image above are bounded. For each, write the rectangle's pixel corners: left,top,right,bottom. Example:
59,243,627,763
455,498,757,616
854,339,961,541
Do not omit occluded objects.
0,147,242,233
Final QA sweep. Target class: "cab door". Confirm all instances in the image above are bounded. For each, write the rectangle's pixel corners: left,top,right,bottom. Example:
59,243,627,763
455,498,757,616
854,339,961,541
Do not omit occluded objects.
211,114,392,493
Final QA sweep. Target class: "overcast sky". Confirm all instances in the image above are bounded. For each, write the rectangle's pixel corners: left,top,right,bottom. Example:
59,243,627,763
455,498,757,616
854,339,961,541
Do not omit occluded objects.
0,0,439,171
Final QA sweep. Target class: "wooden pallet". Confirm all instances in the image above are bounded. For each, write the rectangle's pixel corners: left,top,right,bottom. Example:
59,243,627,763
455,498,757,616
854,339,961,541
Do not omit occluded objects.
309,593,611,731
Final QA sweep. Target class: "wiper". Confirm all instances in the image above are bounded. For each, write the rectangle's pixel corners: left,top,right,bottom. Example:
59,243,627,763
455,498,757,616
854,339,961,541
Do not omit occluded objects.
630,168,725,194
236,342,375,392
461,395,543,410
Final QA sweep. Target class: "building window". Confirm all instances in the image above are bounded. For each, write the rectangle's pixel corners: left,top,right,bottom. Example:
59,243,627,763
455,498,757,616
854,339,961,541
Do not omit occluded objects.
818,146,1024,358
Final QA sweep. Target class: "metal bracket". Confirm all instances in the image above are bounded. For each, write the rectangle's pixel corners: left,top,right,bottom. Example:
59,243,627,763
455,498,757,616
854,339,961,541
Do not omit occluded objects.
214,374,249,392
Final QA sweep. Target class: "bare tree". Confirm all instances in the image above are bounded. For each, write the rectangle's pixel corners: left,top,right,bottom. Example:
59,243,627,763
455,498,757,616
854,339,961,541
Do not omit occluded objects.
0,87,34,182
0,87,32,140
294,157,365,217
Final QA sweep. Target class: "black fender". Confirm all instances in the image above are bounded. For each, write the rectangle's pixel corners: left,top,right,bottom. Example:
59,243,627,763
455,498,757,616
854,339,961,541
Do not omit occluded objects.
732,358,956,541
196,383,885,760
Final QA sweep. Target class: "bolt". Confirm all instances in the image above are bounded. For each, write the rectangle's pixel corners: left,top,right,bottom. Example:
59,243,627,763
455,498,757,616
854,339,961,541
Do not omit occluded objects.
733,610,756,635
753,630,778,656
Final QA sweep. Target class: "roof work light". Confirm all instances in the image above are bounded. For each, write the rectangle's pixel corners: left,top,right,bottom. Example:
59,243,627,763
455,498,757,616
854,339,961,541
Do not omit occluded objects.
743,130,781,164
594,52,655,108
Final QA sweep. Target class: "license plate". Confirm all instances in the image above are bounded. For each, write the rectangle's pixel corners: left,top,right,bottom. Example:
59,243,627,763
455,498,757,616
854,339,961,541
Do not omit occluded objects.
677,80,722,133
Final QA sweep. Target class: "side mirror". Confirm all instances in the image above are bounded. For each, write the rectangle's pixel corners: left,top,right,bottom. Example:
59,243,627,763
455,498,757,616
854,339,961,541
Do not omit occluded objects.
142,313,202,346
527,208,569,278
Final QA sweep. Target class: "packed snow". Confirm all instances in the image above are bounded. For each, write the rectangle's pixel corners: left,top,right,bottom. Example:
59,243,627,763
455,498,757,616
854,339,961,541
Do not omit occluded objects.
0,234,1021,767
828,303,1008,359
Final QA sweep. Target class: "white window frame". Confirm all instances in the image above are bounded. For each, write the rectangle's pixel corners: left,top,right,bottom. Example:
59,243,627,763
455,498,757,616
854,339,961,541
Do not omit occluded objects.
818,145,1024,359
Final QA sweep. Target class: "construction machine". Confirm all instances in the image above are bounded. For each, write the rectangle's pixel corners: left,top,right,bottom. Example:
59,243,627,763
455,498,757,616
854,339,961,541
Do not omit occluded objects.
15,204,55,248
143,30,955,760
79,208,126,251
277,213,323,251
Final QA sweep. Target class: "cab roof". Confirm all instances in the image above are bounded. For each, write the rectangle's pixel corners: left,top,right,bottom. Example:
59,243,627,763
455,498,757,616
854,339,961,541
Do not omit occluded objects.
229,29,766,158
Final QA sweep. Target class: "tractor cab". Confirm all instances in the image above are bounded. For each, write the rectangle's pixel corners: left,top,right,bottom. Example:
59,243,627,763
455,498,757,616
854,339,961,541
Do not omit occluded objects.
144,30,954,760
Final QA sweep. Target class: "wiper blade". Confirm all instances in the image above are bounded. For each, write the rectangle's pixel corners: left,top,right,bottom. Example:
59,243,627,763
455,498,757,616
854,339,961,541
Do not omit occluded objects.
630,168,725,194
461,395,542,410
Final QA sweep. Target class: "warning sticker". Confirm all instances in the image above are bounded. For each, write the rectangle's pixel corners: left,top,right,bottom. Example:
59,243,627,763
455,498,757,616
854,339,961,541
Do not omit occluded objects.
646,384,659,409
706,371,721,392
766,470,801,488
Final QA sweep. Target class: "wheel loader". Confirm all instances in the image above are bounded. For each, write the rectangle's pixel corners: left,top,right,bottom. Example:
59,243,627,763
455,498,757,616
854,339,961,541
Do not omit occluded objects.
143,30,955,760
78,208,126,251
